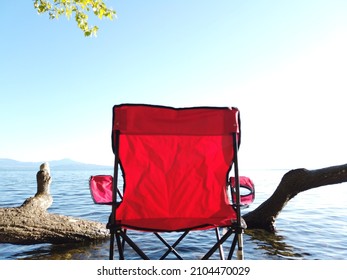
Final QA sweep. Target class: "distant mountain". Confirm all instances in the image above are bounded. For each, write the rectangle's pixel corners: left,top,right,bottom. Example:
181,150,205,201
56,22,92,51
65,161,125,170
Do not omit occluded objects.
0,158,112,170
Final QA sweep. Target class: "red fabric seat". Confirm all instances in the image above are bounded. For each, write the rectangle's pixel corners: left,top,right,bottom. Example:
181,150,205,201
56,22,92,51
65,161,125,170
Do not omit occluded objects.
116,135,237,231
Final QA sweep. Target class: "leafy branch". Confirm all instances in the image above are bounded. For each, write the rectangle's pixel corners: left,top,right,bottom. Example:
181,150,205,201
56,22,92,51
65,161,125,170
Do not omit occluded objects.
33,0,116,37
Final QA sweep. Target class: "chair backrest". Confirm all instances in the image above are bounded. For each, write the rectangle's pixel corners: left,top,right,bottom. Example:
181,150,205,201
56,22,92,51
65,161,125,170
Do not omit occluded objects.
111,104,241,231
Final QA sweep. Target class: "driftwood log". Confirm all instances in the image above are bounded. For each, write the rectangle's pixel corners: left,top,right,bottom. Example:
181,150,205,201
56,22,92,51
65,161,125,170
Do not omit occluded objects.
0,163,108,244
243,163,347,232
1,162,347,244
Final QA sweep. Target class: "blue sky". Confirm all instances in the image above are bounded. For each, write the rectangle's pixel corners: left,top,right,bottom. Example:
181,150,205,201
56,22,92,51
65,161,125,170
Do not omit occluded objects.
1,0,347,169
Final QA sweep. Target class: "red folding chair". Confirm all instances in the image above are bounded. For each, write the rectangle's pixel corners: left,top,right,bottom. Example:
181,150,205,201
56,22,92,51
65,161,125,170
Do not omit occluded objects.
90,104,252,260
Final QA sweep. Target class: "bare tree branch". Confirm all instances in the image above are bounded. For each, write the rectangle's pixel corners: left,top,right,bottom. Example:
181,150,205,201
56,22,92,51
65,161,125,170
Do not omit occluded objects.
243,163,347,231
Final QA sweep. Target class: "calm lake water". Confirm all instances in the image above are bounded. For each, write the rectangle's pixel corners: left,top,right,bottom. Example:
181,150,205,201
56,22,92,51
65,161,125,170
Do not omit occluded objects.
1,167,347,260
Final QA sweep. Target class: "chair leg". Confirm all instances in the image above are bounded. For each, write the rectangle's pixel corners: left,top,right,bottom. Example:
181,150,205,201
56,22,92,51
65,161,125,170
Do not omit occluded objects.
202,229,234,260
122,229,127,249
236,231,244,260
116,230,125,260
215,228,225,260
109,228,115,260
228,233,238,260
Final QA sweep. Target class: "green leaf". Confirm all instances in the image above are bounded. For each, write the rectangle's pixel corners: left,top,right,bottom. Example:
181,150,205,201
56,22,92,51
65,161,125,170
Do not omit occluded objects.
33,0,116,37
